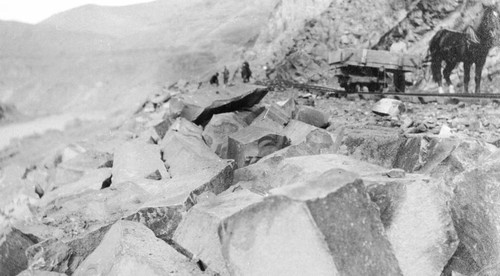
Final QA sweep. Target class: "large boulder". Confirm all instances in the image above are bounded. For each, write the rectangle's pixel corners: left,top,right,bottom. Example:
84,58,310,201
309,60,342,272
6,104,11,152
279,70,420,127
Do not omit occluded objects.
444,155,500,275
169,83,268,125
221,170,402,275
250,103,290,131
366,176,459,275
173,189,263,275
73,221,206,275
295,105,329,128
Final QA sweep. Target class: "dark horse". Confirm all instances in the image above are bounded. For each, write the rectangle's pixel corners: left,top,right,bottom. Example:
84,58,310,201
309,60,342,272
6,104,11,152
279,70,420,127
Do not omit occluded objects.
429,5,500,93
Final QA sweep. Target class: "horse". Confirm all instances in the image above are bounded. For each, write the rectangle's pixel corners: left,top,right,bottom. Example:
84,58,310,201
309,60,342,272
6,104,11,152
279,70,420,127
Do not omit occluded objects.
429,4,500,94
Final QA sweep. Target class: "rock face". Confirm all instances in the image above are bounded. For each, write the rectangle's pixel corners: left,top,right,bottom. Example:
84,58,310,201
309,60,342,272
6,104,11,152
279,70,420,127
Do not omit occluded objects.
227,126,290,168
0,227,39,276
73,220,205,275
221,172,402,275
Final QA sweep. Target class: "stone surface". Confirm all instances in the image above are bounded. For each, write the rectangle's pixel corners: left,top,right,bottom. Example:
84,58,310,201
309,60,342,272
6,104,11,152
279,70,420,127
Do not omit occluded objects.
295,105,329,128
0,227,39,276
112,140,169,184
202,112,248,159
173,189,263,275
221,170,402,275
280,119,320,145
372,98,405,117
73,221,205,276
227,125,290,168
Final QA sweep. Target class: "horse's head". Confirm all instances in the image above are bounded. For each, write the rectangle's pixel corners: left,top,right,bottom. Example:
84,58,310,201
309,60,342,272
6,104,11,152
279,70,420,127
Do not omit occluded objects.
479,4,500,45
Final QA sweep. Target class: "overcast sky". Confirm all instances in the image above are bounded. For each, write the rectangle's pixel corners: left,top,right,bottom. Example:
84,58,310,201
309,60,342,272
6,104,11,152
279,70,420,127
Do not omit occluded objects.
0,0,154,24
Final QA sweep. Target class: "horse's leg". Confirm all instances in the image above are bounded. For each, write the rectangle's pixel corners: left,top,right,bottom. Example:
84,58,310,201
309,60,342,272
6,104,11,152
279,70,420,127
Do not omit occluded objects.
443,61,457,93
463,61,471,94
474,57,487,94
431,58,444,93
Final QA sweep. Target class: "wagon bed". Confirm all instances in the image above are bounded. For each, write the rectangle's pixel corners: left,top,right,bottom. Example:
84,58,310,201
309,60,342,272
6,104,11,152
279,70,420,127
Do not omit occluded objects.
328,48,420,72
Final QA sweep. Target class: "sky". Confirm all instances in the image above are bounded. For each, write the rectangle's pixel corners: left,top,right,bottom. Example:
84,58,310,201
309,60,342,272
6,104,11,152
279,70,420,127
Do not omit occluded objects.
0,0,154,24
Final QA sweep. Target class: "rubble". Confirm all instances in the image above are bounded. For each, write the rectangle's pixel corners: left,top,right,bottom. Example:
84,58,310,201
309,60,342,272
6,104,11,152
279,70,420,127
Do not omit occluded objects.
372,99,406,117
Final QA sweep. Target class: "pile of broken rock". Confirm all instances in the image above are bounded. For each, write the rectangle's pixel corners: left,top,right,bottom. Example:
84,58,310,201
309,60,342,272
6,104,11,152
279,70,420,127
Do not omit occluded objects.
2,83,500,275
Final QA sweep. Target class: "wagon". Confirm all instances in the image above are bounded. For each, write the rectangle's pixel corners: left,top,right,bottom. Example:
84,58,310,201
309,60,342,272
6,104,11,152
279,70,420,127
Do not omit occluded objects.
328,48,421,93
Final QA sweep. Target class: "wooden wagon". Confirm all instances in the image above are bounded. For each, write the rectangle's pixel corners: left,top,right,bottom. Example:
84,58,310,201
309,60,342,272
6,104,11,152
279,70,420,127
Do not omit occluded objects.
328,48,421,93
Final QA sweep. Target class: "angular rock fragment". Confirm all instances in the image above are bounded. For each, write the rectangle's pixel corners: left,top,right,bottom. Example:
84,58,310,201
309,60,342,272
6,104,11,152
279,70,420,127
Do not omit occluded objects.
112,140,169,184
281,119,320,145
295,105,329,128
173,189,263,275
233,105,265,125
221,171,402,275
372,98,405,117
169,83,268,125
276,97,298,119
227,126,290,168
0,227,39,276
153,118,173,139
202,113,248,158
73,221,205,276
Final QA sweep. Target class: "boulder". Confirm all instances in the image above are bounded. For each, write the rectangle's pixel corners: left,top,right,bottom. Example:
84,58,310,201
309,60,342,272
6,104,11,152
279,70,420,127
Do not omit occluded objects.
153,118,173,139
260,128,337,161
221,171,402,275
73,221,206,276
276,98,298,119
227,126,290,168
202,113,248,159
233,105,265,125
37,182,151,239
27,224,112,274
366,176,458,276
281,119,321,145
372,98,405,117
234,154,385,196
173,189,263,275
444,157,500,275
41,168,111,203
338,126,406,168
169,83,268,125
0,227,39,276
56,150,113,172
295,105,329,128
112,140,169,184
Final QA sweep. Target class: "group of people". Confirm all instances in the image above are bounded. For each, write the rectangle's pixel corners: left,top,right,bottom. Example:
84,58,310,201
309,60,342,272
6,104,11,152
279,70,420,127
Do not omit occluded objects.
209,61,260,87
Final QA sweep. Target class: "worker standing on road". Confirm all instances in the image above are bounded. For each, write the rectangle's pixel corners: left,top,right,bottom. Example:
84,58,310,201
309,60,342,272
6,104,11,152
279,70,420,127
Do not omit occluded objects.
222,66,230,85
390,31,408,92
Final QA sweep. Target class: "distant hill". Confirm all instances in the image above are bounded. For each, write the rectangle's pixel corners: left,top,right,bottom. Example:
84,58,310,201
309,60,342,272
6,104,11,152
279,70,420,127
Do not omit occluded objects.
0,0,280,116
